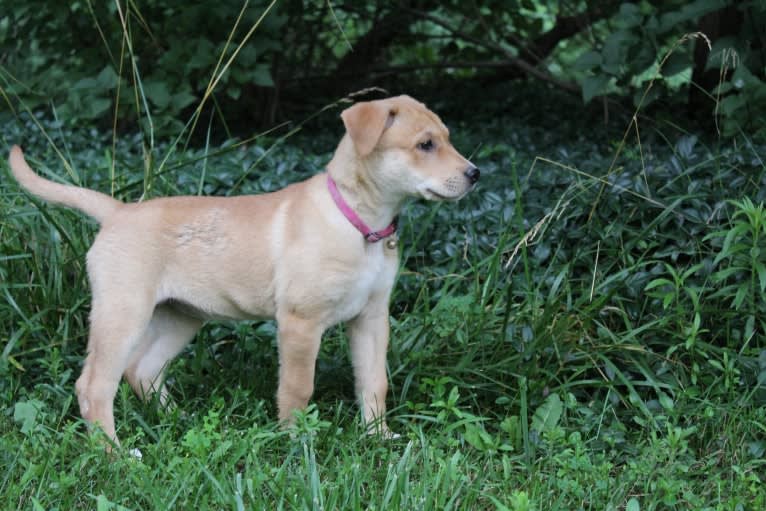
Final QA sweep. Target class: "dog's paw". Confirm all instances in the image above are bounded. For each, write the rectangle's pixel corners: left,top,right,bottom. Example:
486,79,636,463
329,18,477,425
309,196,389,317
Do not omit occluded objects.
383,430,401,440
366,423,400,440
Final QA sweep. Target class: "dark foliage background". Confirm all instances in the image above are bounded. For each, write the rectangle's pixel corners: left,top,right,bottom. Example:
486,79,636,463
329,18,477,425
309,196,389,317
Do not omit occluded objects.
1,0,764,137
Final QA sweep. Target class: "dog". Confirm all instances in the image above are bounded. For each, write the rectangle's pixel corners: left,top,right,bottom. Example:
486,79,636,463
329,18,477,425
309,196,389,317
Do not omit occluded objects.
8,95,479,447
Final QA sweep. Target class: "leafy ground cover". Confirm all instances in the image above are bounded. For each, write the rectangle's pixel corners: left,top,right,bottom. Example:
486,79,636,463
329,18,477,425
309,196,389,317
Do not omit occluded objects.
1,84,765,510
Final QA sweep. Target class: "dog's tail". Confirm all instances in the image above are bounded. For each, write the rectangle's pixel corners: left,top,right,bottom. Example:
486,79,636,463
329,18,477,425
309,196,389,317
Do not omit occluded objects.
8,145,122,223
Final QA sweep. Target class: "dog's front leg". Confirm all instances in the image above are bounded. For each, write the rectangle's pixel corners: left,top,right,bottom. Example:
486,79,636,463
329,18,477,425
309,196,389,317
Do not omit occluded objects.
276,313,323,424
347,295,392,435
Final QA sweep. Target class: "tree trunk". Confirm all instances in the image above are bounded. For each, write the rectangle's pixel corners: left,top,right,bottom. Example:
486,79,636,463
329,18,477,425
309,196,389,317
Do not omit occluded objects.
332,2,436,93
519,2,622,65
487,2,622,84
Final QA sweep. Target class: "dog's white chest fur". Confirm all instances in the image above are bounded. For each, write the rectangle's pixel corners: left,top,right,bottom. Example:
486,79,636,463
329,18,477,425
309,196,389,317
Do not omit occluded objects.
331,244,395,323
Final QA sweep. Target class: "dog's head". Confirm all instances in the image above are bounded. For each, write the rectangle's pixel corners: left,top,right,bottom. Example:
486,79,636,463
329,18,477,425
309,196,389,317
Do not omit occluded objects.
341,95,479,201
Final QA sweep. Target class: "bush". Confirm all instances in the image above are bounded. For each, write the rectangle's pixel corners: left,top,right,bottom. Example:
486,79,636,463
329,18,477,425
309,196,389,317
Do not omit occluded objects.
0,1,285,132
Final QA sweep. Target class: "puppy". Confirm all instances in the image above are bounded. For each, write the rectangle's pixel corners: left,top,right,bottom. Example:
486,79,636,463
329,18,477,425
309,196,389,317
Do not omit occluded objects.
8,95,479,446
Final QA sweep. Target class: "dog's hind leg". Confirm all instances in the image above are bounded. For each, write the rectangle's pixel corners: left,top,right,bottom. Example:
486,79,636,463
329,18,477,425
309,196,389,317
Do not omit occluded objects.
75,290,155,447
124,304,202,406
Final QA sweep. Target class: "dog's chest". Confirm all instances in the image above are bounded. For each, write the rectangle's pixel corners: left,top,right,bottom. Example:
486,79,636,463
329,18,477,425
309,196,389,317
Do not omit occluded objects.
331,244,395,322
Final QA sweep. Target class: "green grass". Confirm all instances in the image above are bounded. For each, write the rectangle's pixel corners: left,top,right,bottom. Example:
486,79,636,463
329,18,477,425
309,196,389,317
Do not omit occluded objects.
1,86,766,510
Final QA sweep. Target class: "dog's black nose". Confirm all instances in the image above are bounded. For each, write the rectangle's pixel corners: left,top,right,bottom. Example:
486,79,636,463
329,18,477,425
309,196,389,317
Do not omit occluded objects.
464,166,480,184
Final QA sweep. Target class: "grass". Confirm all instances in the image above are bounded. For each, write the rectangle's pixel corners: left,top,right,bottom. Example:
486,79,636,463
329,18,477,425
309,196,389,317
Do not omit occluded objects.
1,81,766,510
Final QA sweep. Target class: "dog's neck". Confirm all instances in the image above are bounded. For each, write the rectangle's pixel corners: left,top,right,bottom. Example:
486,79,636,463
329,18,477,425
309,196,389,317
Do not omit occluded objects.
326,136,405,232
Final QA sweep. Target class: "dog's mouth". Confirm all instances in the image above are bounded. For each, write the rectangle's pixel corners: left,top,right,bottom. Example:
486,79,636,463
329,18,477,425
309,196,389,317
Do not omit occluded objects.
421,186,473,202
419,174,476,202
423,188,451,200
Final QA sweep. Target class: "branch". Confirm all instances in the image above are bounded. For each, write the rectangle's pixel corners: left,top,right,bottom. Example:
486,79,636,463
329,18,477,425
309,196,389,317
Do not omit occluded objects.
403,7,580,93
282,60,524,83
520,2,622,64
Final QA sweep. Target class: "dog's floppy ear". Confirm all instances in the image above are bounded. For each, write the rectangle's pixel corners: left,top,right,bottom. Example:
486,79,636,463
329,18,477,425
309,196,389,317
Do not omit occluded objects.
341,101,396,157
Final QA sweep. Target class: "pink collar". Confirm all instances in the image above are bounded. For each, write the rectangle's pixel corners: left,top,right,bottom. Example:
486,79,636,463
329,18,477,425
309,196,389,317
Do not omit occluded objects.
327,174,397,243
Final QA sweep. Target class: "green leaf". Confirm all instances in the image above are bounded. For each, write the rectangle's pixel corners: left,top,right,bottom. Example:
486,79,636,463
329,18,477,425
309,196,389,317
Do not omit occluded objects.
626,497,641,511
448,386,460,407
601,30,637,74
662,52,691,78
756,261,766,292
95,65,118,89
645,278,673,291
629,44,657,76
692,311,702,331
227,85,242,100
712,81,734,95
658,0,728,33
658,391,674,412
633,85,660,108
95,494,131,511
732,284,749,309
84,98,111,120
573,51,602,71
745,315,755,341
0,16,9,43
616,3,643,28
510,490,532,511
487,496,512,511
581,74,610,103
144,79,171,109
464,423,494,451
71,76,98,91
714,224,749,266
96,495,111,511
711,267,744,282
171,87,197,111
676,134,698,159
531,393,562,435
253,64,274,87
13,399,44,434
719,93,747,117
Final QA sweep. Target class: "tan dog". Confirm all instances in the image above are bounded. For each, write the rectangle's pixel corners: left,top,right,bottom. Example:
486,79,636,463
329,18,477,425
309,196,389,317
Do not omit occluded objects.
8,95,479,446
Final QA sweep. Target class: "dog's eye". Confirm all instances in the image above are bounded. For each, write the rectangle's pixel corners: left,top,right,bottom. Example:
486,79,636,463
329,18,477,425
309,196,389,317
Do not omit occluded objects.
418,140,434,152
